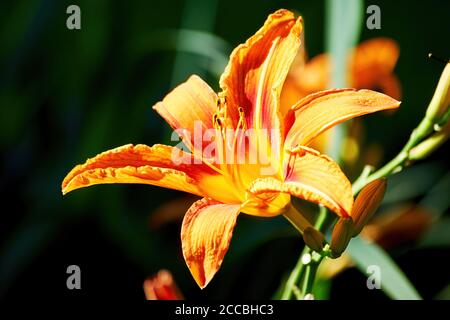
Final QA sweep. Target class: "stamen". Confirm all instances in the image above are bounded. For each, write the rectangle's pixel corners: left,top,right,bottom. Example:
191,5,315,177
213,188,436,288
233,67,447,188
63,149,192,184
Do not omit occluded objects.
231,107,246,151
428,53,449,65
214,97,251,198
227,106,249,194
200,155,227,176
285,152,296,178
241,193,285,212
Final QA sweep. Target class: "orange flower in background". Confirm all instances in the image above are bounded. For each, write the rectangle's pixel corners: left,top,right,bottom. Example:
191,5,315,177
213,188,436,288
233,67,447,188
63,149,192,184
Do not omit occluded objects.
144,270,184,300
361,204,432,249
281,37,401,112
281,37,400,157
62,10,400,288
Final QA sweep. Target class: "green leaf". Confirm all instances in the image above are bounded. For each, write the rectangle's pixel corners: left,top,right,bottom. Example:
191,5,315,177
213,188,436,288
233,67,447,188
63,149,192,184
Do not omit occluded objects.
435,284,450,300
325,0,364,88
324,0,364,159
312,277,332,300
135,29,229,79
347,237,422,300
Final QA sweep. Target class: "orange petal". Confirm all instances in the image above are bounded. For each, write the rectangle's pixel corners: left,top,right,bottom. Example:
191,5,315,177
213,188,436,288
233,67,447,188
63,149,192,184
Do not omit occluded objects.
351,38,400,94
61,144,219,196
248,146,353,217
181,198,240,288
219,9,302,142
280,26,307,116
153,75,218,155
285,88,401,148
289,53,329,95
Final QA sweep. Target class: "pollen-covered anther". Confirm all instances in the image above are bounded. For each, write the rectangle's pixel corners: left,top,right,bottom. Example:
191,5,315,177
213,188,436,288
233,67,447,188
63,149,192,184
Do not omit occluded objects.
215,96,228,120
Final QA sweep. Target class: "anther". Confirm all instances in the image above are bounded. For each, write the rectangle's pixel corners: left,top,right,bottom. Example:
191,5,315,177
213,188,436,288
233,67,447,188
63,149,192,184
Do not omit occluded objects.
213,114,221,128
428,53,449,65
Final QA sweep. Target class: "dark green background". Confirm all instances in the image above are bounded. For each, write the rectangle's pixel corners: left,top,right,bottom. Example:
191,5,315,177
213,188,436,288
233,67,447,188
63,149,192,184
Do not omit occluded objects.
1,0,449,300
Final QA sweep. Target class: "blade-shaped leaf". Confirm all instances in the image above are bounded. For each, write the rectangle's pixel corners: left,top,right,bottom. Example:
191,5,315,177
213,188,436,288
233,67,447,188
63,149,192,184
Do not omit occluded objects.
325,0,364,88
325,0,364,159
347,237,422,300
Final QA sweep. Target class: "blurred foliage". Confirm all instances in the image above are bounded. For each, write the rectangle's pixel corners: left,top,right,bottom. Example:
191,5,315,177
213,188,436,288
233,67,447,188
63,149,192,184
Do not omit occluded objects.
0,0,449,299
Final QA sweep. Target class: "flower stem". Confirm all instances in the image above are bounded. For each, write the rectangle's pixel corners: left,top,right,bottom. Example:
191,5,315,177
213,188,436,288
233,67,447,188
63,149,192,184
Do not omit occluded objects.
280,247,310,300
353,116,435,195
301,255,324,298
281,206,328,300
281,90,448,299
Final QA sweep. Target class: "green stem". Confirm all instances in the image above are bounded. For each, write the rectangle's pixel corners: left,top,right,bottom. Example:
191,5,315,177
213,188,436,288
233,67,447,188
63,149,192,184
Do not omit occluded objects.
280,247,310,300
315,206,329,230
280,206,328,300
301,256,324,298
301,264,312,295
352,150,407,194
353,116,435,195
281,102,439,300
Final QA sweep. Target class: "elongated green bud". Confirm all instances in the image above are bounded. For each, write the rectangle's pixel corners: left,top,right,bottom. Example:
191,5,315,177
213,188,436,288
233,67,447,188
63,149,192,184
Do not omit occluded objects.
426,63,450,122
409,121,450,161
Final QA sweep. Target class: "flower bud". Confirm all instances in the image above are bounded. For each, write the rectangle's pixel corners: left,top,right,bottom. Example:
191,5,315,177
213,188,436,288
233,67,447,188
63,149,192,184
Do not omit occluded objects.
283,204,313,233
330,217,354,258
144,270,184,300
409,121,450,161
302,227,326,252
352,179,387,237
426,63,450,122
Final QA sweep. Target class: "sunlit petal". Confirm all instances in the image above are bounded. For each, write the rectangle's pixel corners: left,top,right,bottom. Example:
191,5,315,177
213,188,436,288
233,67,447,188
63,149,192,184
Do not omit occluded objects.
153,75,218,155
62,144,218,196
219,9,302,151
285,88,400,148
181,198,241,288
249,147,353,217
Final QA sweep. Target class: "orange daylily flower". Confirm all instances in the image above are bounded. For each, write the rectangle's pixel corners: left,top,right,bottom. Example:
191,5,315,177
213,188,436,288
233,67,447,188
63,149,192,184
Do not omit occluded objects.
61,9,400,288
